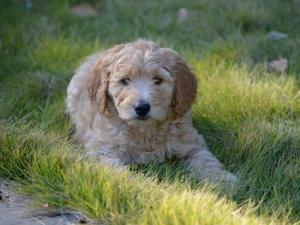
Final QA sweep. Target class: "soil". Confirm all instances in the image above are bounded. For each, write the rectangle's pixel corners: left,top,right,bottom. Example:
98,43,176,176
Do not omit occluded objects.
0,180,96,225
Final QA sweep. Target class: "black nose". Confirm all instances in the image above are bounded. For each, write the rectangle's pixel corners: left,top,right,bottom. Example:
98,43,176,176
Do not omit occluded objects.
134,101,150,117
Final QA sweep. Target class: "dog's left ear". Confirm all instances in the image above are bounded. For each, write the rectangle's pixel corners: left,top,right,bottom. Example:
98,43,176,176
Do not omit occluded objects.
162,48,197,118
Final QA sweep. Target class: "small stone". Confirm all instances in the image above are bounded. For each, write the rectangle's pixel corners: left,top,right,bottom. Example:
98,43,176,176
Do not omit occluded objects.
78,215,88,224
267,31,288,40
25,0,34,10
266,58,288,74
43,203,49,208
70,3,98,17
177,8,188,23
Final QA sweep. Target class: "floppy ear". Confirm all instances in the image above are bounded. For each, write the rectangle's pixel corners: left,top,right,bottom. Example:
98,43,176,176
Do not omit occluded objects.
162,49,197,118
87,62,110,115
87,44,126,116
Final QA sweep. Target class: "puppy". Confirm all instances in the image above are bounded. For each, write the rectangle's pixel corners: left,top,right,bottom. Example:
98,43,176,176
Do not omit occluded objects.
67,40,237,185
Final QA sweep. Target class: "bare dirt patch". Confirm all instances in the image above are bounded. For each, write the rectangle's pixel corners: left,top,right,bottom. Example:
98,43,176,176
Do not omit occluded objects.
0,180,95,225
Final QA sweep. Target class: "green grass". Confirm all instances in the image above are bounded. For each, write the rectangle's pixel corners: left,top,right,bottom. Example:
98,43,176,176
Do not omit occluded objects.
1,0,300,224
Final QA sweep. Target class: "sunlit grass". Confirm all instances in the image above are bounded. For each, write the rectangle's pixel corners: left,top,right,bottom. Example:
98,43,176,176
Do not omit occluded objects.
0,124,289,225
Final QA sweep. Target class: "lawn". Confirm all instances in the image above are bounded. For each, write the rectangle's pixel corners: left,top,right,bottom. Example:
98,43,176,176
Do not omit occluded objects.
1,0,300,224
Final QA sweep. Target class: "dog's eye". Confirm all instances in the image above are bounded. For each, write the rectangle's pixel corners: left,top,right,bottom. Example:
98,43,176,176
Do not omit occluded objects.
154,77,163,85
120,78,130,86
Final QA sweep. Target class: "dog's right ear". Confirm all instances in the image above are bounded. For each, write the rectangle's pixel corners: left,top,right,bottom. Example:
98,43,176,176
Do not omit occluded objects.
87,62,110,115
87,44,126,116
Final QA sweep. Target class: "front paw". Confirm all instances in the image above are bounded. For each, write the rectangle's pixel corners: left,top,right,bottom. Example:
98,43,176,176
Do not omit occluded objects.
222,171,238,186
202,170,238,187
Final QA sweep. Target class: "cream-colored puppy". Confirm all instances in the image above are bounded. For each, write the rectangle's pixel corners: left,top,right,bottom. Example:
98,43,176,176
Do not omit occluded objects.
67,40,237,185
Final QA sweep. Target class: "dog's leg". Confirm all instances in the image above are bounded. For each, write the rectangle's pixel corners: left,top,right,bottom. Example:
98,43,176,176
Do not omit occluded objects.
85,149,128,169
100,156,128,169
183,148,237,186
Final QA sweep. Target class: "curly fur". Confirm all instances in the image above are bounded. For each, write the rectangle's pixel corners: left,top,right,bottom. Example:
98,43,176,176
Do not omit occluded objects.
66,40,237,185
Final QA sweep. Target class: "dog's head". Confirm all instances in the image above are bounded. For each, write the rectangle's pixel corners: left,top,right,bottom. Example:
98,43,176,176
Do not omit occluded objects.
87,40,197,125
